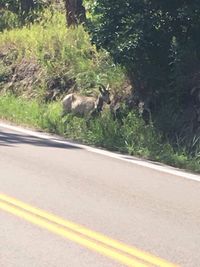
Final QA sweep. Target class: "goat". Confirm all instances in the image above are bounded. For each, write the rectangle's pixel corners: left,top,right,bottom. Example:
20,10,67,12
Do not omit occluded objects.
62,85,111,117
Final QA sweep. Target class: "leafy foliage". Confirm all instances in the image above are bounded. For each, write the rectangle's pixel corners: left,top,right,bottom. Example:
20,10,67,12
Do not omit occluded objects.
90,0,200,155
0,10,125,98
0,0,49,30
91,1,200,89
0,9,19,31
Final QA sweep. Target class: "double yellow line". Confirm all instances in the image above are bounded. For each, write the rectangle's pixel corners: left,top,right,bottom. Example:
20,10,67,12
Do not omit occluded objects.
0,193,178,267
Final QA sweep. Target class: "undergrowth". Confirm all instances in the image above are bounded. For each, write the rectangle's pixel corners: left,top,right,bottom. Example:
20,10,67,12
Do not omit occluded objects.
0,10,125,99
0,93,199,173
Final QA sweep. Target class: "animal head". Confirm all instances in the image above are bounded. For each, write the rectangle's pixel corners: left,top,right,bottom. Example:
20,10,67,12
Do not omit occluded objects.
99,84,111,104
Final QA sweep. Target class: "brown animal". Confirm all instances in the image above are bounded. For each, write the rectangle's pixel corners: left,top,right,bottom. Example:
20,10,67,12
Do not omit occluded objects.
62,85,111,116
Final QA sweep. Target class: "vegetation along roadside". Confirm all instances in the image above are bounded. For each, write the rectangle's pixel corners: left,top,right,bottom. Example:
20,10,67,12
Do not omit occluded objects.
0,1,199,173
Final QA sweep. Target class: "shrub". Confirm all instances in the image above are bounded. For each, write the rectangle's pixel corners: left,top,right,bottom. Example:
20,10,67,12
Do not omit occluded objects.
0,10,125,99
0,9,19,31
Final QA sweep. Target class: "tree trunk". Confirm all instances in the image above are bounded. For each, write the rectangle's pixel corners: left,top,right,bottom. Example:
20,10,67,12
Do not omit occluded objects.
20,0,34,22
20,0,34,14
64,0,86,27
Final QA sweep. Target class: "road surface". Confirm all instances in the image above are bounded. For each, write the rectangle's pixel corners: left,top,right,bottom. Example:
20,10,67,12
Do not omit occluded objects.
0,123,200,267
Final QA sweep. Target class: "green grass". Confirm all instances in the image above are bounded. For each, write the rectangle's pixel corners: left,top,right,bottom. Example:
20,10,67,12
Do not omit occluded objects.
0,9,126,99
0,93,199,173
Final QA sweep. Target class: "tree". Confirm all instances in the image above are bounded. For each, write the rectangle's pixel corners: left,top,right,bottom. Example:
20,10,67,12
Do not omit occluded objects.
90,0,200,152
64,0,86,27
91,1,200,96
20,0,34,22
0,0,48,26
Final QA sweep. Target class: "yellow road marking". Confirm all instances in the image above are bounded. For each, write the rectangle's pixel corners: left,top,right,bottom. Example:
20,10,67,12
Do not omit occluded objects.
0,193,179,267
0,200,148,267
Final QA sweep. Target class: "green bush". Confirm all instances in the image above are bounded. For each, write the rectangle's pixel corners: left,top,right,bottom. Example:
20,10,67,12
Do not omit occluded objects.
0,0,50,30
91,1,200,95
0,9,19,31
0,10,125,98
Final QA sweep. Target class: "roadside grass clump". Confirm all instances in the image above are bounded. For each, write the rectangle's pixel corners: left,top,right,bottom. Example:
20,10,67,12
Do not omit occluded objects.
40,101,64,133
62,114,88,141
87,111,124,150
0,93,42,126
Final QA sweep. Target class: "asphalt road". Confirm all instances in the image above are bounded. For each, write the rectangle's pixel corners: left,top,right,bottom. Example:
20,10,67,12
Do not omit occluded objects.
0,123,200,267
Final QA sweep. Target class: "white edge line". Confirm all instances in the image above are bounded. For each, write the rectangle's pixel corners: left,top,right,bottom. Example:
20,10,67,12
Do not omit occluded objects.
0,122,200,182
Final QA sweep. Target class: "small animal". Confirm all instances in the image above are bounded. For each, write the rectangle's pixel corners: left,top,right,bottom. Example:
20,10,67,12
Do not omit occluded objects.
62,85,111,117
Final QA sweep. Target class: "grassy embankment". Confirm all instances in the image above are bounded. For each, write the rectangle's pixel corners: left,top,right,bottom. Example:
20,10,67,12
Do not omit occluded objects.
0,11,199,173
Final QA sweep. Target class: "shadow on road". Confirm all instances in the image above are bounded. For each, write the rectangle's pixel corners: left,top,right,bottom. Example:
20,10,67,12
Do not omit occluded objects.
0,131,81,150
